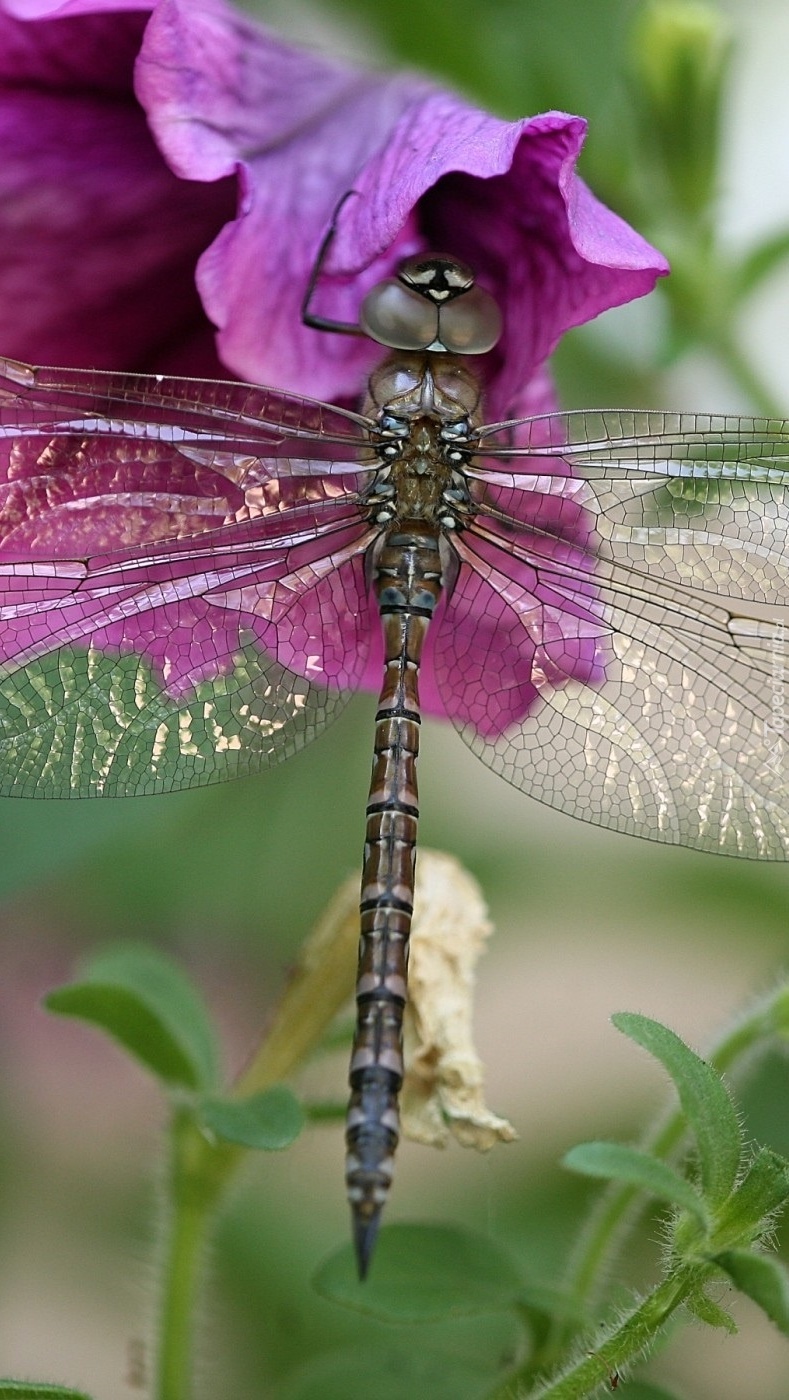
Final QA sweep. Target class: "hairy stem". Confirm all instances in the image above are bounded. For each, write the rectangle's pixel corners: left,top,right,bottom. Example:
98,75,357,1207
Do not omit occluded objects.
523,1269,700,1400
152,895,361,1395
155,1109,217,1400
548,985,788,1362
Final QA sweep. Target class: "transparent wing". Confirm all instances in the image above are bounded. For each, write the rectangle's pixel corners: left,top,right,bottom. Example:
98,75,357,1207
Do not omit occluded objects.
0,357,373,458
433,409,789,859
475,407,789,476
0,360,376,797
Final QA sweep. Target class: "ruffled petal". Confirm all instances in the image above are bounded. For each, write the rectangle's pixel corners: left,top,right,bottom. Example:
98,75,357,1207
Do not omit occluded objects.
136,0,431,396
0,0,670,744
0,6,234,372
136,4,667,411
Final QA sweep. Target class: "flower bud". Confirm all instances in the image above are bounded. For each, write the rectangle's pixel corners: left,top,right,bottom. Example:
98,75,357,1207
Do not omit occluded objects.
629,1,733,222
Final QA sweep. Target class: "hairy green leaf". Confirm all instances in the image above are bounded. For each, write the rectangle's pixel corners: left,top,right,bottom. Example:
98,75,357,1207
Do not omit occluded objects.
715,1249,789,1334
563,1141,707,1222
612,1012,741,1208
45,944,217,1091
684,1288,737,1333
200,1086,304,1149
714,1149,789,1244
314,1223,523,1322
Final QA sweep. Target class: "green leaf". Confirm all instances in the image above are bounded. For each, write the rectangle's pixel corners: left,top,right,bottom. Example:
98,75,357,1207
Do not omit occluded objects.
715,1149,789,1243
619,1386,688,1400
516,1281,583,1327
277,1345,495,1400
685,1288,737,1333
563,1141,707,1223
314,1223,524,1322
199,1086,305,1149
734,227,789,301
612,1012,742,1209
44,944,218,1091
715,1249,789,1334
0,1385,94,1399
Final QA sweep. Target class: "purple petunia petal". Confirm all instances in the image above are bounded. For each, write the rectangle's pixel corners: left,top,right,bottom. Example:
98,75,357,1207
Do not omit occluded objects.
0,0,670,743
2,1,148,15
0,4,235,374
4,0,667,407
136,1,667,413
136,0,433,399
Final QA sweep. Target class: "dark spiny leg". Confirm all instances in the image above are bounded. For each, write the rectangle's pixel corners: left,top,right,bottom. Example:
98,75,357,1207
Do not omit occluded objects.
301,189,364,336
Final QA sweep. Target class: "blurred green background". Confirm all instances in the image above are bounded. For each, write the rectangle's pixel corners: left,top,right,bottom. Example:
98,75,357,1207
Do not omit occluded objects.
2,0,789,1396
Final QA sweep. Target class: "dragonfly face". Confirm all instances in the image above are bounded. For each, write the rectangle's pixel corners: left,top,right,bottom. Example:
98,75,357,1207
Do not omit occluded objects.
2,247,789,1275
360,252,502,355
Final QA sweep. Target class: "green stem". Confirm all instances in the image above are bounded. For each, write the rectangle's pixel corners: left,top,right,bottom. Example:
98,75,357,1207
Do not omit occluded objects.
550,986,788,1355
710,331,786,419
155,1109,218,1400
149,894,363,1396
521,1269,700,1400
149,895,364,1395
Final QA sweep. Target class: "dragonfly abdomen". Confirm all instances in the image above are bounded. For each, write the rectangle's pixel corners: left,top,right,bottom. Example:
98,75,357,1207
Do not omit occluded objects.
346,521,444,1276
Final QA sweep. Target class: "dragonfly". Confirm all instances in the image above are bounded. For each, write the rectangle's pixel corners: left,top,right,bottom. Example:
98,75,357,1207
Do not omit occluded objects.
2,251,789,1277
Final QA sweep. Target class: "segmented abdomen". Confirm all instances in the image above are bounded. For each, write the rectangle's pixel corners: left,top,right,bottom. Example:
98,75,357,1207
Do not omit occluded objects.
345,520,444,1276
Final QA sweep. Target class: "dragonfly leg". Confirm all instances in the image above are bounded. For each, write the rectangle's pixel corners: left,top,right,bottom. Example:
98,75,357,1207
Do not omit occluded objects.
301,188,366,337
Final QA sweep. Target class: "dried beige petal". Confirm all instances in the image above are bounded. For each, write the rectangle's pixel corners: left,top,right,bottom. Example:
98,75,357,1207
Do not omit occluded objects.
238,849,515,1157
401,850,517,1152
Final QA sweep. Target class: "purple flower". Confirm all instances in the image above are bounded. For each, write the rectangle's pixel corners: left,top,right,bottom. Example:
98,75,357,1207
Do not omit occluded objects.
0,2,236,374
0,0,668,739
1,0,666,399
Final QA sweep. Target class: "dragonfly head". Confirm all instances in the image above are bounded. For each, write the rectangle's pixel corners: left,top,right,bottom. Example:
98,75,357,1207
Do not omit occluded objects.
360,253,502,356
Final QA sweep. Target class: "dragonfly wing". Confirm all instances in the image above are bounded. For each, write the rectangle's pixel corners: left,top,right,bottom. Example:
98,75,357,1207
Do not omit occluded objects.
435,420,789,859
0,361,375,797
475,407,789,476
0,358,372,463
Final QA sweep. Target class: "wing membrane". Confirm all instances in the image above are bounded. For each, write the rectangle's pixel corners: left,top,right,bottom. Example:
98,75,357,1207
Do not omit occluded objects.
5,365,789,851
437,411,789,858
475,408,789,478
0,357,373,457
0,360,375,797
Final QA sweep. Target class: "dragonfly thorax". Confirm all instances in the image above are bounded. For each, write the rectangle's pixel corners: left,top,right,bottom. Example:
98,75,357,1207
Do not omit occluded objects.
365,350,483,423
360,252,502,354
364,351,482,528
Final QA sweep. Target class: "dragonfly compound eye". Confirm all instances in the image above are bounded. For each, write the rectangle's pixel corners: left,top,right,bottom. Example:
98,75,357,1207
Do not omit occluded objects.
360,254,503,355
